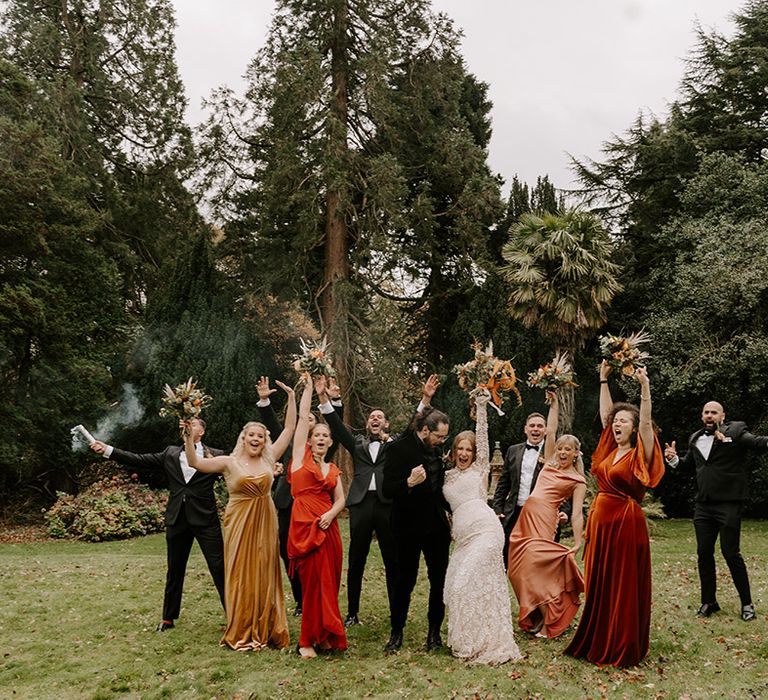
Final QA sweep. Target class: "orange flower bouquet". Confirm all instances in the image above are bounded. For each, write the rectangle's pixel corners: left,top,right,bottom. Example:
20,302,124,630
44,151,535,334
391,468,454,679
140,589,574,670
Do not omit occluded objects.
599,330,651,377
453,341,522,416
159,378,212,420
292,338,335,377
527,352,578,402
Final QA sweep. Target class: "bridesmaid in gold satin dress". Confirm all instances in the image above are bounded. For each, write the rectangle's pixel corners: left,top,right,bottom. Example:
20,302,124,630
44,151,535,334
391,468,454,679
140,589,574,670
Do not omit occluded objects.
183,381,296,651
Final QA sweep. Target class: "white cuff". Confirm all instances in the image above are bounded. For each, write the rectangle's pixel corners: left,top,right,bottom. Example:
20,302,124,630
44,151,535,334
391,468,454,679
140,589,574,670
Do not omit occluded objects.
416,401,426,413
331,399,342,407
318,401,335,415
104,445,114,458
256,398,271,407
667,454,679,467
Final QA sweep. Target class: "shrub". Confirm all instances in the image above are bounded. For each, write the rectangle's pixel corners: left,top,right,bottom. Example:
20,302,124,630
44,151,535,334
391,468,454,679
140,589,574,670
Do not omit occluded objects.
46,473,168,542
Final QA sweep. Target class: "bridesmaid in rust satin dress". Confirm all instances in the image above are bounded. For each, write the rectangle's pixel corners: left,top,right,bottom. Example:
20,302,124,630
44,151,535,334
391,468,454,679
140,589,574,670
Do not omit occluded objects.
288,376,347,659
183,381,297,651
565,363,664,668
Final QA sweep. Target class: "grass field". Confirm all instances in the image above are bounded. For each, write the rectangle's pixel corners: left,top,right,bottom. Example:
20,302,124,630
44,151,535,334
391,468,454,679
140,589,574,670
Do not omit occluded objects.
1,518,767,699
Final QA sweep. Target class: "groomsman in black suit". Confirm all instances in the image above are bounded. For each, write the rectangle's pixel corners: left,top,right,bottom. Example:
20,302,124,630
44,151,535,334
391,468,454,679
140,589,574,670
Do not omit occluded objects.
665,401,768,622
382,403,451,653
492,412,570,568
256,376,343,616
316,375,437,627
91,418,225,631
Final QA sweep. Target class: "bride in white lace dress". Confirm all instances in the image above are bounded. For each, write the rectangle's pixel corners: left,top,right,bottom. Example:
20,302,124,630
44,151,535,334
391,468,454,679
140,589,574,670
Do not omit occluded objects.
443,392,522,665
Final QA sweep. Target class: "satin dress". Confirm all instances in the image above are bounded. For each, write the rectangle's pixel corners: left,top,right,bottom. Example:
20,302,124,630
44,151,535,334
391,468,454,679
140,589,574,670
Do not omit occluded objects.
507,465,586,637
287,445,347,651
565,426,664,667
221,467,289,650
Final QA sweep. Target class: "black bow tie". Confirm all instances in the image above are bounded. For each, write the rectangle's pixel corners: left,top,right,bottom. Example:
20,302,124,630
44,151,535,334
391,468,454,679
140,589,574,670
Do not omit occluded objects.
702,429,715,436
525,443,539,451
369,437,380,444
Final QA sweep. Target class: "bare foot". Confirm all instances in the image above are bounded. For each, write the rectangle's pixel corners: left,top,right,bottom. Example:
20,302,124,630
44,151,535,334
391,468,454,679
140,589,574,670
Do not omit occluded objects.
298,645,317,658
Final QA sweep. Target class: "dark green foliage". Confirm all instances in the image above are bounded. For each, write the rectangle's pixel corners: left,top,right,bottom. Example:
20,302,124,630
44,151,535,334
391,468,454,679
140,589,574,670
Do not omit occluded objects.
46,472,168,541
0,60,128,496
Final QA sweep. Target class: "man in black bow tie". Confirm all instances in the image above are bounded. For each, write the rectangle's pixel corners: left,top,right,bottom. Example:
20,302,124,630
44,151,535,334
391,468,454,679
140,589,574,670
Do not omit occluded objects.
665,401,768,622
317,375,438,628
492,412,570,568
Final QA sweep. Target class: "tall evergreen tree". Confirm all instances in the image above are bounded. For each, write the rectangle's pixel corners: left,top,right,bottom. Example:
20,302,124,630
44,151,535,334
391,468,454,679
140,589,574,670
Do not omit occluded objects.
198,0,501,421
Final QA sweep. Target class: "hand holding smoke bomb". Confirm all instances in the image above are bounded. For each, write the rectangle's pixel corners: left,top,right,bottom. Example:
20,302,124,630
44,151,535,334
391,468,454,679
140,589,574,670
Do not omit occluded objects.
71,424,95,445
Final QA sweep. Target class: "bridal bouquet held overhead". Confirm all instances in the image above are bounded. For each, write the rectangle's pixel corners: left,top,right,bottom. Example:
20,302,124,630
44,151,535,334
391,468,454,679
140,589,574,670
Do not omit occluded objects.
160,378,213,430
599,330,651,379
292,338,336,379
453,341,522,416
527,352,578,403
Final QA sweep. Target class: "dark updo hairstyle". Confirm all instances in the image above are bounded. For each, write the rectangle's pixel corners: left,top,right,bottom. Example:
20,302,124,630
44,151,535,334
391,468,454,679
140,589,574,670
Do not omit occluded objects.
410,406,450,433
607,402,640,446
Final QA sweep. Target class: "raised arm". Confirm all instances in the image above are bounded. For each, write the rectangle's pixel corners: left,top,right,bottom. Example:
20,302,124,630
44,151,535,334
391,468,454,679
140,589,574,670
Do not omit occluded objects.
543,391,559,464
599,360,613,428
271,381,297,457
182,421,229,473
316,375,355,452
635,366,654,464
421,374,440,407
256,376,283,440
291,376,313,471
473,391,490,473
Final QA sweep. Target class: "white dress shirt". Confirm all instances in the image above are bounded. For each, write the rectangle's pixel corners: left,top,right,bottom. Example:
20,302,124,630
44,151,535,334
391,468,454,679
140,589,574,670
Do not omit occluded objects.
517,444,541,507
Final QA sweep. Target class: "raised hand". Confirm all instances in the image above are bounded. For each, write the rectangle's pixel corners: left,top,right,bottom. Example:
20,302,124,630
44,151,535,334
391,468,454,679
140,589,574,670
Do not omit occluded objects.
327,376,341,401
256,376,277,401
274,379,294,395
599,359,612,381
313,374,328,401
422,374,440,404
179,419,191,437
475,388,491,406
635,365,650,386
664,441,677,461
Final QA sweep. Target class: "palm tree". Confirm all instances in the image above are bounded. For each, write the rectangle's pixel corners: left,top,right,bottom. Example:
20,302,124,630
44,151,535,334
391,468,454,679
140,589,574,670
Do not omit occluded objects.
500,209,622,431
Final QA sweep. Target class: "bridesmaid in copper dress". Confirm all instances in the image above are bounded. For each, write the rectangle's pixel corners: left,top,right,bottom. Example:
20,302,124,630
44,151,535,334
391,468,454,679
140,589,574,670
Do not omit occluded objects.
288,376,347,659
507,391,587,638
183,381,296,651
565,363,664,667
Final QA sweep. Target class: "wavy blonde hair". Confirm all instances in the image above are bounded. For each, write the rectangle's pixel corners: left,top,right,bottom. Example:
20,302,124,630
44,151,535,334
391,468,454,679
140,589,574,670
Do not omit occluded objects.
547,434,585,476
231,421,275,467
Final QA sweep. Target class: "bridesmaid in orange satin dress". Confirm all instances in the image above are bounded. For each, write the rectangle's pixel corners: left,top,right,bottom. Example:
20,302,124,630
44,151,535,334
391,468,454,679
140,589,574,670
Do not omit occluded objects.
288,376,347,659
565,363,665,668
183,381,296,651
507,392,586,638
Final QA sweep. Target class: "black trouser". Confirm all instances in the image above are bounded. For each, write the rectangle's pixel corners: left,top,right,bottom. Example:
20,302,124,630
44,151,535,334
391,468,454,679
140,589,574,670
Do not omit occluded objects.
389,522,451,633
163,509,225,621
347,492,398,617
277,505,302,607
502,505,523,570
694,501,751,606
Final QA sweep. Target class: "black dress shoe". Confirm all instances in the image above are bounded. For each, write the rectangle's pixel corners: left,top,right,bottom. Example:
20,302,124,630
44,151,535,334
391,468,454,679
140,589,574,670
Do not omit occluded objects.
426,628,442,651
293,605,302,617
344,614,360,628
155,620,175,632
696,602,721,618
741,603,756,621
384,630,403,654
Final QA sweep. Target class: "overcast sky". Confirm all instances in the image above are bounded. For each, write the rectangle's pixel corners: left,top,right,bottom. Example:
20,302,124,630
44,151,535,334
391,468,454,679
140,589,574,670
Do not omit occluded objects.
172,0,740,193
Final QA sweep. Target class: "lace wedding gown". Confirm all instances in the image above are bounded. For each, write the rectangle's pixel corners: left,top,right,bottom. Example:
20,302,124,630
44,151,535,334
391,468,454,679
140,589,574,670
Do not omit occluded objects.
443,399,522,665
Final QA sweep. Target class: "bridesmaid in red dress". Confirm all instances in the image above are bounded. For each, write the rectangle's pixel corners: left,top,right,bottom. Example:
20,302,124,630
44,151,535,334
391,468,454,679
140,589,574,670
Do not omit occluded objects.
565,363,664,667
288,376,347,659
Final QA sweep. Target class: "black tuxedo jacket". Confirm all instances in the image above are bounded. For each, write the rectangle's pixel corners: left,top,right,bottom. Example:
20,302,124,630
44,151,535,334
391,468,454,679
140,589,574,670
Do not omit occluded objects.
324,409,391,507
492,441,546,521
678,421,768,503
382,429,450,534
110,444,223,527
258,402,342,510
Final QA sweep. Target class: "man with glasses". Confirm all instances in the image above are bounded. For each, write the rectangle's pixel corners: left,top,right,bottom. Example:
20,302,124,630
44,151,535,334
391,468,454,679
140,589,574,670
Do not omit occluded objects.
382,403,451,653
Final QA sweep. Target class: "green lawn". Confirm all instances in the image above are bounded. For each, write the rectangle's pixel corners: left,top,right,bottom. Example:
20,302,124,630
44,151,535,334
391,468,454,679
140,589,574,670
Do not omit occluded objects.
1,519,767,699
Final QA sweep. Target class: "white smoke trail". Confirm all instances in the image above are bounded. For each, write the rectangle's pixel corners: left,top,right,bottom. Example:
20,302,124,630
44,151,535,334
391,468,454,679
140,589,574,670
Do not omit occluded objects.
71,383,146,451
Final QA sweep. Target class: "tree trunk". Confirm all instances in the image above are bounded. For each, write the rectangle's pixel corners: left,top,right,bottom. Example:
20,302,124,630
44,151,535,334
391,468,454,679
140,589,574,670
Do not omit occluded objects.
322,0,353,487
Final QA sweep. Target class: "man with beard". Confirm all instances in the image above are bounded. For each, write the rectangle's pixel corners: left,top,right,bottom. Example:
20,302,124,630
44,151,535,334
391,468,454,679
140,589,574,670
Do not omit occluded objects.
665,401,768,622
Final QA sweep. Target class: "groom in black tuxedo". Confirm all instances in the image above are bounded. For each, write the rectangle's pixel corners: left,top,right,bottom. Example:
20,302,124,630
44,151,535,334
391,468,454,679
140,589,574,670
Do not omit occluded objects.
382,406,451,653
665,401,768,622
91,418,225,631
